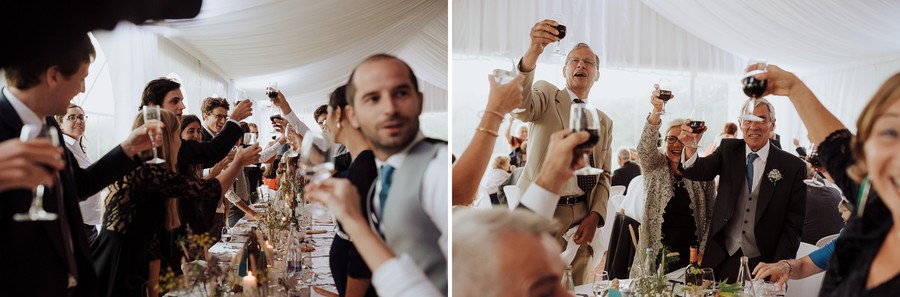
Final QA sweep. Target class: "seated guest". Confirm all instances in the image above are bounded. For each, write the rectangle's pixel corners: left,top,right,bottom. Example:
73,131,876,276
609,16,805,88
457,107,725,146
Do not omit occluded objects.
631,88,715,275
753,199,853,290
505,119,528,166
452,209,569,297
611,147,641,195
755,64,900,295
801,164,844,245
92,109,259,297
703,122,738,156
480,155,512,205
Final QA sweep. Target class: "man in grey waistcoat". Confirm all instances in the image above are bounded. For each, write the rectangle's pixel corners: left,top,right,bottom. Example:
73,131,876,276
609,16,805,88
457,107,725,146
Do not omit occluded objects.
679,98,806,282
305,53,448,296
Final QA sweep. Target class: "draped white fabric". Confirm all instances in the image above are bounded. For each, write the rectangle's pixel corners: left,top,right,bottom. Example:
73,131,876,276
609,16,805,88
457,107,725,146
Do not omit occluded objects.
165,0,448,114
452,0,900,160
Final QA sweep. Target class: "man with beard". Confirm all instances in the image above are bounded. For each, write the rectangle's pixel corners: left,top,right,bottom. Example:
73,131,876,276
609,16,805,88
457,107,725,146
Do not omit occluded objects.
305,54,448,296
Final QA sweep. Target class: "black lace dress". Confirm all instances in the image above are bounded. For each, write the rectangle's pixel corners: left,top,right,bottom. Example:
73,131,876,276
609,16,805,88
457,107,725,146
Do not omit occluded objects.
329,150,379,297
818,129,900,296
91,164,221,297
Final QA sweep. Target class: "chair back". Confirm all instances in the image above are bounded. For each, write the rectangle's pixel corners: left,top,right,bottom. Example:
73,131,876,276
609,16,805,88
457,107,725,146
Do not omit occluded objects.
503,185,519,210
610,185,626,197
786,243,825,297
604,212,641,279
816,234,839,248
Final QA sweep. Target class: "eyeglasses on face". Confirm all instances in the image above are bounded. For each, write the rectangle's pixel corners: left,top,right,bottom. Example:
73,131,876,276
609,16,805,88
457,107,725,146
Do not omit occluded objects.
664,136,683,144
66,115,88,122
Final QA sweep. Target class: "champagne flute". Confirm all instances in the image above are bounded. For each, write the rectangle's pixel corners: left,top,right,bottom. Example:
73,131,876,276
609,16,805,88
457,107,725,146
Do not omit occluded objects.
550,13,567,57
243,132,258,167
13,124,59,221
656,79,673,116
701,268,716,297
687,109,707,148
143,106,166,164
299,131,335,221
571,102,603,175
593,271,610,297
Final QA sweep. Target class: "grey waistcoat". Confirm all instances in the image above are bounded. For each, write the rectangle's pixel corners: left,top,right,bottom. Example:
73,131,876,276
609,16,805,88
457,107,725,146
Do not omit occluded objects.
367,139,447,295
724,180,761,258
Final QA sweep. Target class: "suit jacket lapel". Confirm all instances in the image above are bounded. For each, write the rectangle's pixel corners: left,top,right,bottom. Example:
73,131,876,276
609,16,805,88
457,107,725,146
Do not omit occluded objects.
556,89,570,130
755,148,780,223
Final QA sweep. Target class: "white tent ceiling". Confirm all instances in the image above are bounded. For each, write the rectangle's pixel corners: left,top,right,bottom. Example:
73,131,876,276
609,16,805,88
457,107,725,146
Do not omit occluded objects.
453,0,900,74
163,0,448,113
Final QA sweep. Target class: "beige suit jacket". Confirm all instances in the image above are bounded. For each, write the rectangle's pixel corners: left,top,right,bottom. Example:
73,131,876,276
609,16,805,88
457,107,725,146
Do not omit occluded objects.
513,65,613,226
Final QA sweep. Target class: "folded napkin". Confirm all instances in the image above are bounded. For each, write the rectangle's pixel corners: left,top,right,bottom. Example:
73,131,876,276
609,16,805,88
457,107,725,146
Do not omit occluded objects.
560,225,605,265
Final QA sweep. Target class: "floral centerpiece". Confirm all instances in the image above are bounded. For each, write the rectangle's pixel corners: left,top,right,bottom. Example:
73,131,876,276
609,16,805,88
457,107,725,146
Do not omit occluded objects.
631,247,681,297
157,230,239,297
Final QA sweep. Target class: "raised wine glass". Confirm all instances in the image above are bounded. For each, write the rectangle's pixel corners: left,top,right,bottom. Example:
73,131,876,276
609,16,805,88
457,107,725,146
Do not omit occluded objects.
687,109,707,148
571,102,603,175
550,13,567,57
13,124,60,221
593,271,610,297
143,106,166,164
742,59,768,103
243,132,258,167
657,79,673,116
299,131,335,221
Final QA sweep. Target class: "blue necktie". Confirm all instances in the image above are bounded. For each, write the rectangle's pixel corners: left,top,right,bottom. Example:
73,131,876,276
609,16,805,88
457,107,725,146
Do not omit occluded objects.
378,165,395,218
747,153,759,192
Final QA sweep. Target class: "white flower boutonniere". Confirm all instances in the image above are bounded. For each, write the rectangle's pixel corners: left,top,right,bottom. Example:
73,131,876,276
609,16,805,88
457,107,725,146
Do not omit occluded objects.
768,169,783,186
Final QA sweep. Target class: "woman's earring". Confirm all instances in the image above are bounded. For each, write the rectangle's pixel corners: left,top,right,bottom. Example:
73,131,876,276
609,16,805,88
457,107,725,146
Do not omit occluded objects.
337,122,342,129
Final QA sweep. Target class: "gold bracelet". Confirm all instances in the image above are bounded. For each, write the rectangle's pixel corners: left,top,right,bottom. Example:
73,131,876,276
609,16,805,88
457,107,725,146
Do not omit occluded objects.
779,259,793,277
484,110,505,121
476,127,499,137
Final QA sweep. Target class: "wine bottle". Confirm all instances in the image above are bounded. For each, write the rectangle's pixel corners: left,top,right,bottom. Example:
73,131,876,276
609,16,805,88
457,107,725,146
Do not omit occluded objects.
684,246,703,287
561,265,575,293
736,256,754,291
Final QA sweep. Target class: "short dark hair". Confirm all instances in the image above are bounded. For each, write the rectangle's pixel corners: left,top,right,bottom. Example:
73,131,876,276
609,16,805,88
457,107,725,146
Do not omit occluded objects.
313,104,329,122
3,34,95,90
345,54,418,106
201,97,229,115
723,122,738,135
180,114,201,134
328,85,348,109
141,77,181,110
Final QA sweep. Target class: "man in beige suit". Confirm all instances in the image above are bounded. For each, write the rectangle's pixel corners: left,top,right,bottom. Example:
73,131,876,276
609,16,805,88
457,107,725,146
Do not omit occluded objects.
513,19,613,285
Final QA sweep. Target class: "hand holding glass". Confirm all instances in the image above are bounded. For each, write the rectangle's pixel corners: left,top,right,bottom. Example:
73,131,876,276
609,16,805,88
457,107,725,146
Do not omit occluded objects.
143,106,166,164
13,124,60,221
299,131,336,221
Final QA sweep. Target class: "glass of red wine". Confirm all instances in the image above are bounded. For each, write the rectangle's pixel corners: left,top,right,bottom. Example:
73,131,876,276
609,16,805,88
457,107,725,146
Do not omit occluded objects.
570,102,603,175
657,79,673,116
550,14,567,57
687,109,707,148
742,59,767,100
266,81,280,99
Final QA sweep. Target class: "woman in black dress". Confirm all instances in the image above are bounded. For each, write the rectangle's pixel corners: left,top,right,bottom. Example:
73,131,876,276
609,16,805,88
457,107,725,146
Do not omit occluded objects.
91,109,261,297
749,65,900,295
324,85,379,297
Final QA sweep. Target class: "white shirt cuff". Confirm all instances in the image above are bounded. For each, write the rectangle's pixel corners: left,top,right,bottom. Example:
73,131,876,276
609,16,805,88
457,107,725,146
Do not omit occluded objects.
371,254,442,297
520,184,559,221
682,149,698,168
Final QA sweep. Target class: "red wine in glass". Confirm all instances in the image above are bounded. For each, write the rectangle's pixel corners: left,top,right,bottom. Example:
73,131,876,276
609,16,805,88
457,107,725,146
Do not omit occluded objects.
688,121,707,134
576,128,600,152
552,24,567,39
742,76,767,98
267,90,279,99
658,90,673,101
270,114,283,123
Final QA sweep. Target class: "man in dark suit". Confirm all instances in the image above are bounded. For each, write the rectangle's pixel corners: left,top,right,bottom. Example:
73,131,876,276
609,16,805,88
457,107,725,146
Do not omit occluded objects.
0,34,158,296
802,175,844,244
679,98,806,282
611,147,641,194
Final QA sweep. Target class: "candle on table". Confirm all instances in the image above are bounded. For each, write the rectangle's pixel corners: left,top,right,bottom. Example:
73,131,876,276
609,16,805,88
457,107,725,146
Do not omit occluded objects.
243,270,258,292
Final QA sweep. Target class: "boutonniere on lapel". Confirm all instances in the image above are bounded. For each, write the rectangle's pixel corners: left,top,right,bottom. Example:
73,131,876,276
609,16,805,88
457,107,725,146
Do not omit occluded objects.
768,169,783,186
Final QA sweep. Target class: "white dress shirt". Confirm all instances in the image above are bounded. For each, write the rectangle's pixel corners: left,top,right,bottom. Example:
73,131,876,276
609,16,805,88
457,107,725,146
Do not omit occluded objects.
282,111,311,137
559,88,587,197
370,131,448,295
519,184,560,220
479,168,511,195
62,134,102,226
3,88,42,127
684,141,771,191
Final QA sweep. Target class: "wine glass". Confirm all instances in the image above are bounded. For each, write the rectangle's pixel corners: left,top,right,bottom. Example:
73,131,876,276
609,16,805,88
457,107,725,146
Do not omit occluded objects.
742,59,768,104
143,106,166,164
13,124,60,221
550,13,567,57
299,131,335,221
656,79,673,116
592,271,610,297
570,102,603,175
701,268,716,297
221,226,233,243
266,81,279,99
687,109,707,148
243,133,258,167
803,146,825,187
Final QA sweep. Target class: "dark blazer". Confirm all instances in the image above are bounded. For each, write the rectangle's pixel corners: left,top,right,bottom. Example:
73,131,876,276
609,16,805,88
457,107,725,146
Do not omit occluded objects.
681,139,806,270
0,91,140,296
611,161,641,194
801,185,843,244
186,121,242,168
